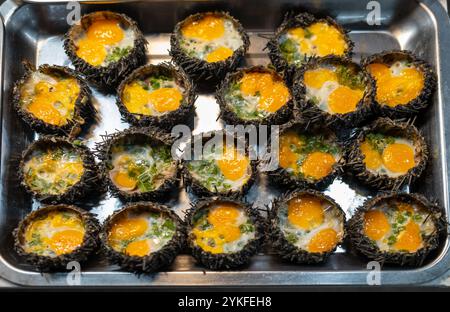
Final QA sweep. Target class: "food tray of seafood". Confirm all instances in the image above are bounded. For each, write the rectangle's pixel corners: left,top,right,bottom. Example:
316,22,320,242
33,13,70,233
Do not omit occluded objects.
0,0,450,287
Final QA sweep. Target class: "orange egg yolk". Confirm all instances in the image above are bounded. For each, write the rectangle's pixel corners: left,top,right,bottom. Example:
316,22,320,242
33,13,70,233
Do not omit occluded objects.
304,68,338,89
308,228,338,253
301,151,336,180
367,63,424,107
47,229,84,256
279,131,303,171
382,143,415,174
239,72,290,113
360,141,382,170
398,203,415,213
205,46,234,62
328,85,364,114
25,79,80,126
125,239,151,257
181,16,225,41
193,204,242,254
364,210,390,241
216,146,249,181
394,221,422,252
288,22,347,57
109,217,148,242
112,171,137,190
122,82,182,115
287,195,324,230
76,19,124,66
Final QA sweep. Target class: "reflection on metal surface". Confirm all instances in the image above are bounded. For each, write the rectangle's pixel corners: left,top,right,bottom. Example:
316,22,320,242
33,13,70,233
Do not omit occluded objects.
0,0,449,286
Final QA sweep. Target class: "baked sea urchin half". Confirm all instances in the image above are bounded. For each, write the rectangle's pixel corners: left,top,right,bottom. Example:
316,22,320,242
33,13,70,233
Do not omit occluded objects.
267,12,353,79
64,11,147,91
293,56,374,128
182,131,256,197
116,63,196,130
186,197,264,270
101,202,184,273
217,66,293,125
268,123,344,190
170,11,249,82
12,62,92,136
19,136,99,204
98,128,178,202
363,50,436,119
13,204,99,272
347,193,446,266
347,118,428,190
270,189,345,264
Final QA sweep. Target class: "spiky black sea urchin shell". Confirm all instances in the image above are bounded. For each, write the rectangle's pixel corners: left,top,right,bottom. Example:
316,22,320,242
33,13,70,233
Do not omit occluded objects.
64,11,147,92
216,65,294,126
347,192,446,266
19,136,100,204
269,189,345,264
169,11,250,83
266,12,354,82
116,63,197,130
346,117,428,191
13,204,100,272
100,202,185,273
12,62,93,137
185,197,264,270
293,56,375,130
181,130,257,197
362,50,437,119
267,121,345,190
97,127,179,202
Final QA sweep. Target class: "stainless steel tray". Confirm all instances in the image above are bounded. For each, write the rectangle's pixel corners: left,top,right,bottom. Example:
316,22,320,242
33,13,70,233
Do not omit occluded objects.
1,0,450,287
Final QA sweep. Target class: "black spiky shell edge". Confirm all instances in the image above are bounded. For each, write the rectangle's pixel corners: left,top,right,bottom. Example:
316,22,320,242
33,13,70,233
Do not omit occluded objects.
64,11,147,92
18,136,101,204
266,12,354,83
292,56,375,130
100,201,185,273
96,127,180,202
361,50,437,119
185,196,265,270
346,192,446,266
269,189,346,264
181,130,257,197
12,62,94,137
116,63,197,130
169,11,250,83
216,65,294,126
346,117,428,191
13,204,100,272
267,121,346,190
